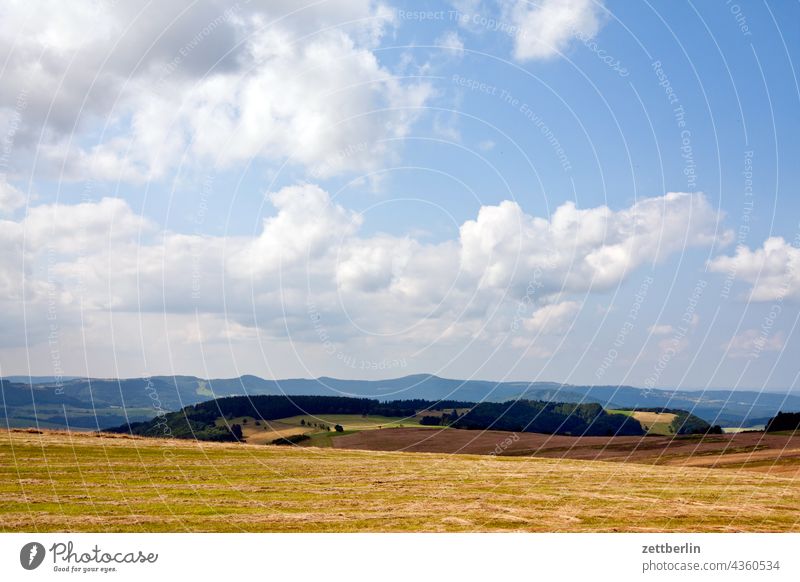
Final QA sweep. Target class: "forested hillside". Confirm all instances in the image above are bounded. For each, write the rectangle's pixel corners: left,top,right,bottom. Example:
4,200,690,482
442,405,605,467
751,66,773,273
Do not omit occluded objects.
106,395,645,441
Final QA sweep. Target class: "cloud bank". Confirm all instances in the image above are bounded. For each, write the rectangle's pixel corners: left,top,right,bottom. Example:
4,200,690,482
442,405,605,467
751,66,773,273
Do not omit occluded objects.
0,188,728,372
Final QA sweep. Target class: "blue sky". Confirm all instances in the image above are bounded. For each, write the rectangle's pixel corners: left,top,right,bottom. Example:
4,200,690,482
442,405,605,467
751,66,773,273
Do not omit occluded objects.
0,0,798,390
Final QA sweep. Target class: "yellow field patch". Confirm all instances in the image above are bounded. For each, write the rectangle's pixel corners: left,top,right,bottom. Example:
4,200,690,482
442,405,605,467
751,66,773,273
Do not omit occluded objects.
214,417,311,444
612,411,677,435
279,414,422,430
631,411,677,426
213,414,424,445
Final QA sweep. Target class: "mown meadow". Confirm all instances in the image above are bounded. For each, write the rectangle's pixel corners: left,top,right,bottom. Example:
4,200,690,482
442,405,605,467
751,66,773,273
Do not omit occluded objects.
2,429,799,532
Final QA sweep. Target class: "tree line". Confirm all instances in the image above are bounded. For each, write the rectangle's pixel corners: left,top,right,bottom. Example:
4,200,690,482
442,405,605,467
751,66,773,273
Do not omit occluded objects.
105,394,655,441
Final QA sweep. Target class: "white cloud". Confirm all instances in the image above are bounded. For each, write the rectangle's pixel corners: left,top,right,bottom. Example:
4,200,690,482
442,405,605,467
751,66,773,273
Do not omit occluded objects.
0,187,729,368
22,197,154,254
0,181,26,214
436,31,465,56
0,218,24,301
724,329,785,358
505,0,604,61
0,196,155,347
709,237,800,301
648,324,674,335
459,191,729,293
0,1,430,182
523,300,581,334
228,184,361,278
0,1,242,139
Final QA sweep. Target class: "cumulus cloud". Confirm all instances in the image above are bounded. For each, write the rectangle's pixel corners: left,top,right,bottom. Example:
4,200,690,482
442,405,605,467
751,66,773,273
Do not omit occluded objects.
459,191,729,294
504,0,604,61
0,187,728,367
0,1,243,140
709,237,800,301
229,184,362,278
80,28,431,181
0,1,430,182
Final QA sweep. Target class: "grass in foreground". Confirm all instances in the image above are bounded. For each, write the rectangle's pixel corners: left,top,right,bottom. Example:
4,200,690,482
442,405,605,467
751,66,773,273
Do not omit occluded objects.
1,429,799,533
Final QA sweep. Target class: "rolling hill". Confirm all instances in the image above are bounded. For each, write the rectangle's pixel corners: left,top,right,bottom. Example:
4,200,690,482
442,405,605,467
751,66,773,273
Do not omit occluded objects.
105,394,646,440
3,374,798,430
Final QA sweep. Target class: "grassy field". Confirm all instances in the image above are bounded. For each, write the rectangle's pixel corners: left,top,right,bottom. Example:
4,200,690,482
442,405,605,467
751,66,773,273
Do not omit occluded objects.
609,409,676,435
214,414,429,446
225,418,309,445
2,429,800,532
278,414,425,430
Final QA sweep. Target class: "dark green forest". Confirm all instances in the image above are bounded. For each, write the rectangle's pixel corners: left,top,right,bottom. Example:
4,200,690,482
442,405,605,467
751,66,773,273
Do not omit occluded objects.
105,394,647,441
766,412,800,432
449,401,644,436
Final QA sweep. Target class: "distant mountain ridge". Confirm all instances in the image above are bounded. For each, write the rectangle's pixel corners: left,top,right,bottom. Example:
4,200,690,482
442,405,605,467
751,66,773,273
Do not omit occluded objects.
2,374,799,430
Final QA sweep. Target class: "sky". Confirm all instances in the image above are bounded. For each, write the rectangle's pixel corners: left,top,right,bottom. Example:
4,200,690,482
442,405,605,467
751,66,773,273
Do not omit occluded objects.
0,0,799,390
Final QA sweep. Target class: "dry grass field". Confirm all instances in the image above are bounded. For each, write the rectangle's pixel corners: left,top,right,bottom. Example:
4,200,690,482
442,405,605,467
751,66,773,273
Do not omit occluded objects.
215,414,429,446
238,419,310,445
608,409,677,435
2,428,800,533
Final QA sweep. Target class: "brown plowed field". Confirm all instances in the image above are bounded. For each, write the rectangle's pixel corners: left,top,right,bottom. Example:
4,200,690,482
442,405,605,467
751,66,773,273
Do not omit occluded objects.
331,428,800,476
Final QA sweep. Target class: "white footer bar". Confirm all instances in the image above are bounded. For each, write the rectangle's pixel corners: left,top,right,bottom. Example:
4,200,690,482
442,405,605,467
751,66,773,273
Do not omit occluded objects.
1,533,797,581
